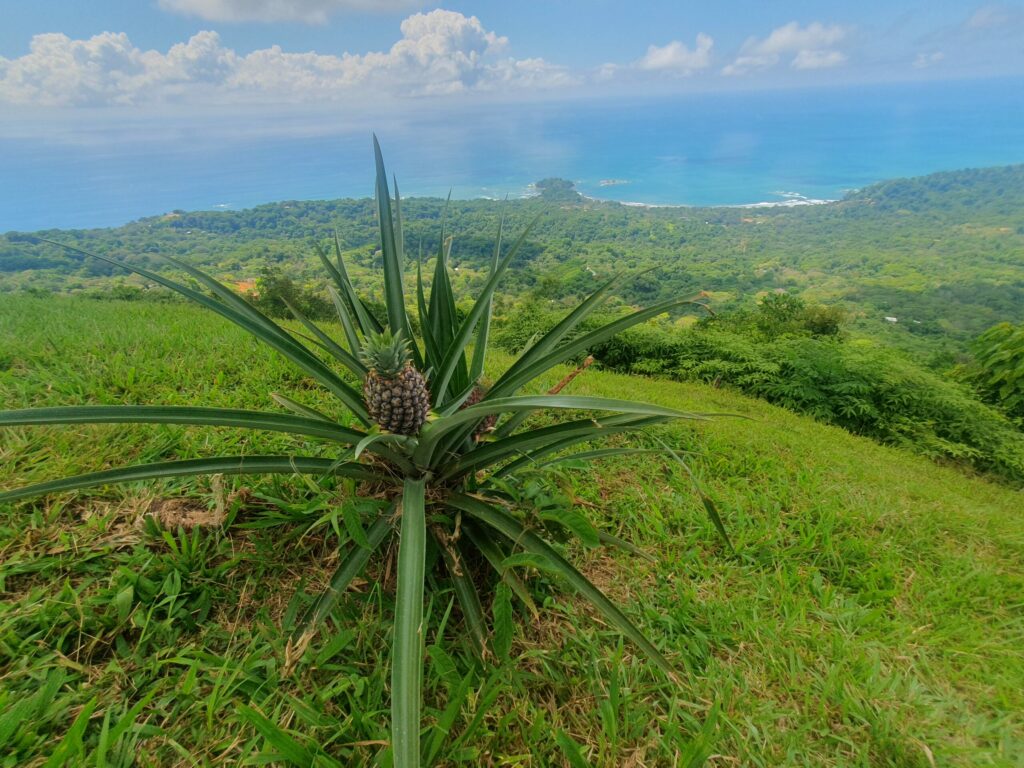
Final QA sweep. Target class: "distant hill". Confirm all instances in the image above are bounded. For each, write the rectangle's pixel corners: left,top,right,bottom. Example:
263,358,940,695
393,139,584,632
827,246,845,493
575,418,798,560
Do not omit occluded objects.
845,165,1024,222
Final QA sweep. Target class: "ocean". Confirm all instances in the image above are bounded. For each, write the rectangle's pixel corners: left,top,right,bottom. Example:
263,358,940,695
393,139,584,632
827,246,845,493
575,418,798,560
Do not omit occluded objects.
1,77,1022,232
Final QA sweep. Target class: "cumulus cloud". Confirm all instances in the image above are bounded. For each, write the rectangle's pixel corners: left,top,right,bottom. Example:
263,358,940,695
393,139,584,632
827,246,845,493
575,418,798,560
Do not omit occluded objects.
792,49,846,70
0,10,575,106
159,0,422,24
723,21,849,75
597,33,713,81
637,34,713,75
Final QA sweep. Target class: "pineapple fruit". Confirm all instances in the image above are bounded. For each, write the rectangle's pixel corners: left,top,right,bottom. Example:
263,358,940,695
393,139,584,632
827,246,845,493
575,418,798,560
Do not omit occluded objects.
361,331,430,435
463,383,497,440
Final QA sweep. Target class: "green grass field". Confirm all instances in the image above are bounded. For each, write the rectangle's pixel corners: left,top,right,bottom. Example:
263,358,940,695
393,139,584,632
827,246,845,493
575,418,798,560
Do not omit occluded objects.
2,295,1022,767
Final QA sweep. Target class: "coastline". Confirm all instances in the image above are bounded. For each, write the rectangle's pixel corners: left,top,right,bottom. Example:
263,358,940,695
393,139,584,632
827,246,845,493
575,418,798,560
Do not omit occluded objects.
578,190,836,210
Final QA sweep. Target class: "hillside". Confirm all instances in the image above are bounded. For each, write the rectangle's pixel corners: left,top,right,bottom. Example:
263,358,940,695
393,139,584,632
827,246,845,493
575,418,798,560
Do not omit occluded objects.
1,296,1022,766
3,165,1024,344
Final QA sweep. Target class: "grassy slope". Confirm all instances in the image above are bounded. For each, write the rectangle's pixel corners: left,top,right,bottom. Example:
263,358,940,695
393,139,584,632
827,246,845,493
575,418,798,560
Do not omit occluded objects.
1,296,1022,767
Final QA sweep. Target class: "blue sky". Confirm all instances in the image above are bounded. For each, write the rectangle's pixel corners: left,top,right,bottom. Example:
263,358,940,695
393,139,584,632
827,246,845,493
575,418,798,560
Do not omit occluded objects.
1,1,1021,123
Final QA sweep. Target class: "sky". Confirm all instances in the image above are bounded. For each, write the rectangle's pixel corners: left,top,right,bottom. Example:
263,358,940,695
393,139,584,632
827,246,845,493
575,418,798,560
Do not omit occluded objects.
1,0,1022,127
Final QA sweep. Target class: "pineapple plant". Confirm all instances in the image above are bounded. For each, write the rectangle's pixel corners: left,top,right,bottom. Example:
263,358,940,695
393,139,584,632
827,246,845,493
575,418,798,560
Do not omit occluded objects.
361,330,430,435
0,137,731,767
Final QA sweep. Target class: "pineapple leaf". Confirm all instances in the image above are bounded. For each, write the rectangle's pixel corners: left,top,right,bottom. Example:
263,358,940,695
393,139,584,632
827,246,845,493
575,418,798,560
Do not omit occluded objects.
270,393,336,423
393,476,427,768
414,395,709,466
0,405,363,443
492,430,669,480
328,233,382,337
461,520,539,617
448,493,678,680
433,532,489,660
490,296,709,400
37,238,371,424
432,214,539,407
441,414,669,481
325,283,364,358
533,446,666,469
469,212,504,385
373,135,419,367
290,510,394,647
282,296,367,378
0,456,382,504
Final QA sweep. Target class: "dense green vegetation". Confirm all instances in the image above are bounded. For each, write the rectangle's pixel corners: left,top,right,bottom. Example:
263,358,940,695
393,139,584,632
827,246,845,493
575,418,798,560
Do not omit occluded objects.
495,296,1024,485
4,164,1023,347
964,322,1024,420
2,296,1023,766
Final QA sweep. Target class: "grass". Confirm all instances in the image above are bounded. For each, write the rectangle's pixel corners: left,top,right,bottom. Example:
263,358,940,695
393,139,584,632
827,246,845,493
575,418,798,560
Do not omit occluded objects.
1,295,1022,767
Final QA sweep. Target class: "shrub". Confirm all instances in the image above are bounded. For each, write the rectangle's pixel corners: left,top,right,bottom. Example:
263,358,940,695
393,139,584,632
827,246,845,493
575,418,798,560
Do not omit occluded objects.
246,265,334,321
588,322,1024,484
964,322,1024,419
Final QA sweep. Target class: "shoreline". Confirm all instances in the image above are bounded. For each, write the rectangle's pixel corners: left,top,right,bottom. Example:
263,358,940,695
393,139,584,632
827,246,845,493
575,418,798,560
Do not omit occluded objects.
578,191,836,210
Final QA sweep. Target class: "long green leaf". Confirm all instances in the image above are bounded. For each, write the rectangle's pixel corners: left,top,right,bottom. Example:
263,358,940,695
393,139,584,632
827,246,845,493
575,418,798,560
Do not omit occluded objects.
0,405,363,443
433,215,537,405
270,393,336,423
44,697,98,768
236,704,318,767
449,493,677,680
657,437,735,552
433,531,489,660
423,672,475,766
534,447,665,469
414,396,708,466
461,520,538,617
327,234,382,337
469,213,504,384
38,238,370,424
495,272,624,401
283,297,367,378
596,530,657,562
373,136,416,361
490,296,704,399
495,442,663,479
441,414,668,481
393,476,427,768
428,201,456,349
0,456,380,503
325,283,363,357
292,511,394,645
393,176,407,273
158,252,370,416
416,258,441,369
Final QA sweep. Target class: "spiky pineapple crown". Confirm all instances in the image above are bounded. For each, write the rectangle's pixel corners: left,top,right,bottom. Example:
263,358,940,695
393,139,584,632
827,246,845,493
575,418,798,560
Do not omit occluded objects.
361,330,412,377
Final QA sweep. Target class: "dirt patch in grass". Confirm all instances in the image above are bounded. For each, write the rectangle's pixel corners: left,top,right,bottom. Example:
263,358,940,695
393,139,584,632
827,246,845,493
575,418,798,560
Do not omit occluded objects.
147,497,224,529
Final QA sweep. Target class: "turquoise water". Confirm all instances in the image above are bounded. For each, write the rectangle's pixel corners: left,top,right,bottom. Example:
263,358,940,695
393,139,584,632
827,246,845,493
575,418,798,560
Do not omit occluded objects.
2,77,1023,231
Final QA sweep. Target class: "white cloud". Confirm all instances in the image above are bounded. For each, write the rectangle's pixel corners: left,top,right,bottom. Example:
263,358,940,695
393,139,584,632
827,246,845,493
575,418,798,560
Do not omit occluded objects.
159,0,422,24
791,49,846,70
753,21,846,55
723,21,849,76
966,3,1022,29
913,51,945,69
597,33,713,81
637,34,713,75
0,10,574,107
